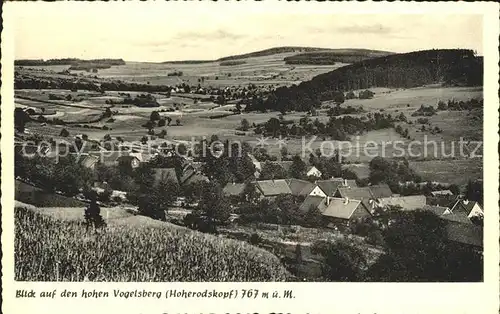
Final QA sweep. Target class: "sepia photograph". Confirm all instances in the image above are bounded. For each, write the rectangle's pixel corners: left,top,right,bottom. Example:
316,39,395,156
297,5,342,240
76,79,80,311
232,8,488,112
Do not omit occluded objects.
8,3,490,285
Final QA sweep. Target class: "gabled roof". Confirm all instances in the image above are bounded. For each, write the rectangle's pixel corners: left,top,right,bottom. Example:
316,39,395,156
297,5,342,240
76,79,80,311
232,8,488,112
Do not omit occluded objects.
376,195,426,211
451,200,482,216
316,180,343,196
89,151,126,165
299,195,328,213
369,184,393,198
444,221,483,247
423,205,451,216
287,178,316,196
129,152,153,163
337,187,373,200
181,169,209,186
440,211,473,224
223,183,246,196
430,190,454,196
306,166,322,175
321,198,365,220
79,154,99,169
255,179,292,196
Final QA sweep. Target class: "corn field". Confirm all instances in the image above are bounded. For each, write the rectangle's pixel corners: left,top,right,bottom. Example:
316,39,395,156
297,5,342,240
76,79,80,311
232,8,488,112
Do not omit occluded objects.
15,207,290,281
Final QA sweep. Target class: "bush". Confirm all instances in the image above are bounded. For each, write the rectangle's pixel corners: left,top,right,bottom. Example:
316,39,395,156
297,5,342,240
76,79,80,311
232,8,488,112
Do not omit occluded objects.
358,90,375,99
416,118,429,124
97,188,113,203
15,206,290,281
365,229,385,246
59,128,69,137
250,233,262,245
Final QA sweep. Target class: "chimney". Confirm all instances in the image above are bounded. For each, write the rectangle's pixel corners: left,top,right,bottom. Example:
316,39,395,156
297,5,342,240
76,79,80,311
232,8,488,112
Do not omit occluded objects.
344,179,348,186
343,197,349,205
463,200,469,205
326,196,331,206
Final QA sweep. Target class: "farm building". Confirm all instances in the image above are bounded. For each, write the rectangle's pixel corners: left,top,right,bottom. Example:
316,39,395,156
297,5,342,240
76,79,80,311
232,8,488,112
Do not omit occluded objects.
321,197,372,226
450,200,483,218
306,166,322,178
254,179,292,198
299,195,328,213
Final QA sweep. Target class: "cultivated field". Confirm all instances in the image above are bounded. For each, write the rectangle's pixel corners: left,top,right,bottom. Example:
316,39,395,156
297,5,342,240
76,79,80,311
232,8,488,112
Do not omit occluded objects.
17,57,483,186
26,53,346,88
15,205,291,281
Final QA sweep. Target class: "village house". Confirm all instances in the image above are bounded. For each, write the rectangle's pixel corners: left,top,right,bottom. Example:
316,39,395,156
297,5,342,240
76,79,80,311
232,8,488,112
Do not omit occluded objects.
450,199,483,218
335,186,373,200
422,204,452,216
254,179,292,198
368,183,393,198
306,166,322,178
374,195,427,212
321,196,372,227
298,194,328,213
316,178,357,197
179,164,209,186
286,178,326,197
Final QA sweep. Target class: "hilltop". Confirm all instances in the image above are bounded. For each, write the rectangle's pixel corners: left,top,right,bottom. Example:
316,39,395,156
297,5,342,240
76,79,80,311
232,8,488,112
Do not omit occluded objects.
284,49,394,65
15,58,126,67
162,46,331,64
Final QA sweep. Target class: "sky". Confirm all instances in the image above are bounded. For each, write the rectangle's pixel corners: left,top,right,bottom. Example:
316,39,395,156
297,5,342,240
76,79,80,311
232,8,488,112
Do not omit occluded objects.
10,3,483,62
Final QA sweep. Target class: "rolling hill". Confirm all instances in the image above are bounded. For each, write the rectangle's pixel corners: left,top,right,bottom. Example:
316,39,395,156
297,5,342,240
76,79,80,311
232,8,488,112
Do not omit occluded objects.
284,49,394,65
246,49,483,112
162,46,331,64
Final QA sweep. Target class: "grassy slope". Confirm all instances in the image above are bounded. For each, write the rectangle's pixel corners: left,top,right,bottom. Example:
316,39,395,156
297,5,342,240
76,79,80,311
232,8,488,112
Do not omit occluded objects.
15,205,291,281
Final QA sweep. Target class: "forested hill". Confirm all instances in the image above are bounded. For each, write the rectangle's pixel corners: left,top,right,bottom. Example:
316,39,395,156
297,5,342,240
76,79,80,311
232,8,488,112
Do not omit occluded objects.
284,49,394,65
246,49,483,112
217,46,329,62
15,59,126,67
